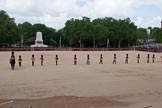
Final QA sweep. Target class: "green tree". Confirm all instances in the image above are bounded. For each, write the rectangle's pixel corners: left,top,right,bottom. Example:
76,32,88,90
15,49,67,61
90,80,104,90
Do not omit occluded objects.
151,27,162,43
0,10,20,46
18,22,33,46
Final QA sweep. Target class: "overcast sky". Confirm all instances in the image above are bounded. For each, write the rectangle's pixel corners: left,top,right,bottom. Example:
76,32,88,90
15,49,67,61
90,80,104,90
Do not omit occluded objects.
0,0,162,29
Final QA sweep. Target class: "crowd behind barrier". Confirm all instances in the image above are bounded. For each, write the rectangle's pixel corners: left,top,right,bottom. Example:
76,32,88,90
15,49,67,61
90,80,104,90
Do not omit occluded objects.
0,47,162,52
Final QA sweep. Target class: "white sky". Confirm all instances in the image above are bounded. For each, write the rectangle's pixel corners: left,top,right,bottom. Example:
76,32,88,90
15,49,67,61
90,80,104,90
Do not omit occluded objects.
0,0,162,29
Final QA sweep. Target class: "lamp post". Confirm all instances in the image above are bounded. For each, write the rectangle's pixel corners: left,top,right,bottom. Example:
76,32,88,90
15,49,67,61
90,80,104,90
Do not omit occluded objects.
118,40,121,48
59,36,62,48
21,35,23,47
80,38,82,48
147,29,151,44
147,29,150,39
161,21,162,29
107,38,109,48
93,37,95,48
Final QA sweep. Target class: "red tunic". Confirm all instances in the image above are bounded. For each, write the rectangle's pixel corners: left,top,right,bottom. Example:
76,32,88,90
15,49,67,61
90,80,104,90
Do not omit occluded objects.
74,57,77,62
40,57,44,62
18,58,22,62
126,55,128,60
10,55,15,60
31,57,35,62
137,55,140,59
55,57,58,62
147,55,150,59
114,55,116,60
100,56,103,61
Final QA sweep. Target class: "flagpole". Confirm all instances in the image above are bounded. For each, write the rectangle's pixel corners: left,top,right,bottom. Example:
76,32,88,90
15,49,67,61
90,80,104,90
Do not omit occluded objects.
107,38,109,48
93,37,95,48
80,38,82,48
21,35,23,47
59,36,61,48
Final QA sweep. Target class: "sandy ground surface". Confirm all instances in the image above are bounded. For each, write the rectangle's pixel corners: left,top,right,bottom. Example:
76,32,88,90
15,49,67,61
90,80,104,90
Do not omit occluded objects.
0,51,162,108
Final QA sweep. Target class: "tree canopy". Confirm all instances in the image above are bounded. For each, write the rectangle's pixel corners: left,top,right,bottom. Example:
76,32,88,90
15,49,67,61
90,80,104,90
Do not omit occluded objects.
0,10,162,47
0,10,20,46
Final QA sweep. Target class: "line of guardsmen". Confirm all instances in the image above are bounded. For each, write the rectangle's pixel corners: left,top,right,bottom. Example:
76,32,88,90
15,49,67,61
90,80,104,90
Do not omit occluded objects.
9,51,161,69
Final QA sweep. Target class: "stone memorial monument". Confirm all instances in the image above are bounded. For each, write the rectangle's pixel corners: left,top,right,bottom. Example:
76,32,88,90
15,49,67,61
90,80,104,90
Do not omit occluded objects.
31,32,48,47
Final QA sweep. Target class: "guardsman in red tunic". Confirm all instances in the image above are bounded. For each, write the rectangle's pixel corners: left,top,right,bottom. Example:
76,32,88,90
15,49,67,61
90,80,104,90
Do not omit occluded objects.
87,54,90,65
113,54,116,64
55,54,58,65
10,52,15,61
147,54,150,63
74,54,77,65
10,51,16,70
99,54,103,64
40,55,44,66
125,53,128,64
31,54,35,66
137,54,140,63
152,54,155,63
18,55,22,67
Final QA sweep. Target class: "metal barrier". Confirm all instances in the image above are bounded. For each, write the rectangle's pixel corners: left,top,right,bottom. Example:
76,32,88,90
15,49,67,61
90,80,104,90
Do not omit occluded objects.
0,47,161,52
